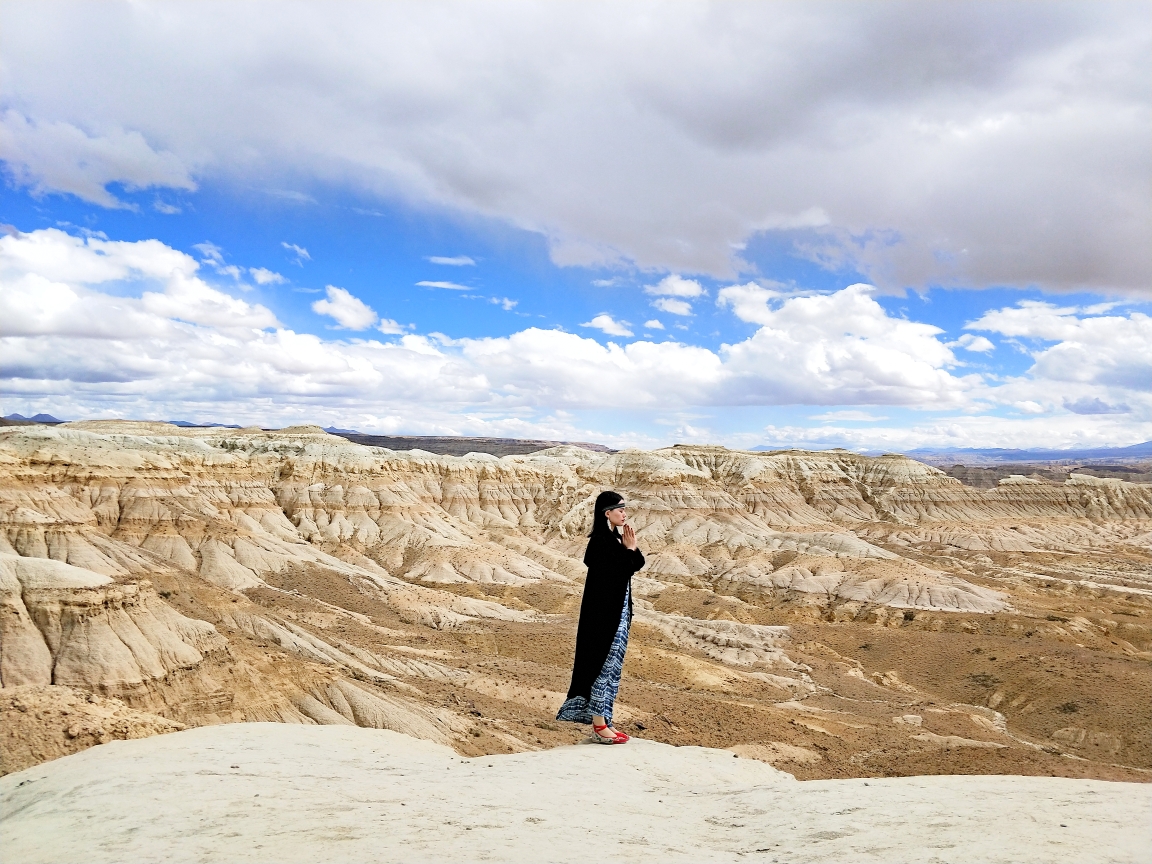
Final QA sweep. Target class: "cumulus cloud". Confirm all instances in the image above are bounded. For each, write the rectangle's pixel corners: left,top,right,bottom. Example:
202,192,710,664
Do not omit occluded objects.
581,314,633,337
956,300,1152,419
2,229,1149,446
717,284,970,406
645,275,704,298
311,289,377,334
652,298,693,316
646,275,703,316
643,319,664,330
0,228,279,342
377,318,409,335
249,267,285,285
948,333,995,353
1,4,1147,291
968,301,1152,389
311,286,378,330
426,255,475,266
715,283,783,325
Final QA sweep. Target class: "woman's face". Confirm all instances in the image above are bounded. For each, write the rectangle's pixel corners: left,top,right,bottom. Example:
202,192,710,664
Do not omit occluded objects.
606,505,627,527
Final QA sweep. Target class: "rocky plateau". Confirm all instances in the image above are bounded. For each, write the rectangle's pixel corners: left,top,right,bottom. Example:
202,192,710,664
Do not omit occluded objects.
1,421,1149,781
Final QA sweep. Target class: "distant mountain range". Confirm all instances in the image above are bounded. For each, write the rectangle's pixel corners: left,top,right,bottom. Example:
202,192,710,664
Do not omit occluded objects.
2,413,63,424
898,441,1152,465
3,413,1147,467
167,420,243,428
750,441,1152,464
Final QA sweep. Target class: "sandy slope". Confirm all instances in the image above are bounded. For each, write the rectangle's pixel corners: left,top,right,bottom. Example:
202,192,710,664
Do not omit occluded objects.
2,724,1148,864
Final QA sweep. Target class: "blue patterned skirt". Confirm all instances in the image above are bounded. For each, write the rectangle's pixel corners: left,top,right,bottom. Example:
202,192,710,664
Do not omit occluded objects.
556,584,631,725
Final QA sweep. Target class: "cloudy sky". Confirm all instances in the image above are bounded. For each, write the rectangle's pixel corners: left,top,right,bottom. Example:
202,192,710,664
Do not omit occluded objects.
1,1,1149,450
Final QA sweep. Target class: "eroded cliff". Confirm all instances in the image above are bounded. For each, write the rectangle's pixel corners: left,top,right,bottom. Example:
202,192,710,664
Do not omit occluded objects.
1,422,1148,780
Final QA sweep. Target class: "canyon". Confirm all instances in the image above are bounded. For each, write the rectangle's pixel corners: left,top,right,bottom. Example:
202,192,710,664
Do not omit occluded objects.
1,421,1149,782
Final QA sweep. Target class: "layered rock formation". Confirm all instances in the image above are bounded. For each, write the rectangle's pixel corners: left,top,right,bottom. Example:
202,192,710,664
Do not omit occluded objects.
1,422,1149,779
0,554,224,690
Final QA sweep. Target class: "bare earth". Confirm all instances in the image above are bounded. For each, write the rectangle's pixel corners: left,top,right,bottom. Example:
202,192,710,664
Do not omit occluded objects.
2,723,1149,864
0,421,1149,857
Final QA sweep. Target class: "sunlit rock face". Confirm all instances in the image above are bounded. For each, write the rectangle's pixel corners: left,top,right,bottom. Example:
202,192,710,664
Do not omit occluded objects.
0,554,223,690
1,422,1150,780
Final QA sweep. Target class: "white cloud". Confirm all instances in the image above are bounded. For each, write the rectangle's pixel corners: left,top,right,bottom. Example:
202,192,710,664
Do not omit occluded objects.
652,298,693,316
715,282,783,325
2,6,1147,292
192,242,243,281
311,286,378,330
0,110,195,208
645,275,703,317
377,318,409,335
2,229,1149,447
810,410,888,422
249,267,285,285
645,275,704,298
968,301,1152,389
0,229,278,339
950,300,1152,420
153,199,181,215
491,297,517,311
282,242,310,264
717,284,969,407
0,227,194,284
760,413,1152,452
948,333,995,353
193,242,224,262
426,255,475,266
1013,401,1047,415
580,314,633,337
643,319,664,330
1064,396,1129,415
417,280,469,290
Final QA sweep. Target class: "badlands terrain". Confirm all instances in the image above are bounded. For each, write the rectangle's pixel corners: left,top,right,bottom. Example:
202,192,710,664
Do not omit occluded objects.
1,421,1150,785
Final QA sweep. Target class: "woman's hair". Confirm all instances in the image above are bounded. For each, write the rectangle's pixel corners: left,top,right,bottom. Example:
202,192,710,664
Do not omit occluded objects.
589,490,625,538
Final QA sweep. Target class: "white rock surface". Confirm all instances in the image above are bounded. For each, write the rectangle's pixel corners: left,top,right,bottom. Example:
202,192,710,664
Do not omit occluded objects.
2,723,1148,864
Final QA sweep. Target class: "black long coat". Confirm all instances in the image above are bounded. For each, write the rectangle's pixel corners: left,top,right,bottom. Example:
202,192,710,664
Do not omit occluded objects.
564,530,645,702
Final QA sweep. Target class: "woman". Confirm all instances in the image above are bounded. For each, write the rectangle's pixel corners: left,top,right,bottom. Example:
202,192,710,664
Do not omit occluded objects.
556,490,644,744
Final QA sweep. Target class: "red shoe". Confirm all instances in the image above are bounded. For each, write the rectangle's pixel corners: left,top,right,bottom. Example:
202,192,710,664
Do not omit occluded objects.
592,723,630,744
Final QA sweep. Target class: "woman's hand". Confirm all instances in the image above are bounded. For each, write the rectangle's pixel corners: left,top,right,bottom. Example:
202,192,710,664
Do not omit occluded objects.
622,524,637,550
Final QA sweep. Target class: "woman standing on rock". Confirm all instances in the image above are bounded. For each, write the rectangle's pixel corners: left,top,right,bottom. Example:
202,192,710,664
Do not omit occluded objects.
557,490,644,744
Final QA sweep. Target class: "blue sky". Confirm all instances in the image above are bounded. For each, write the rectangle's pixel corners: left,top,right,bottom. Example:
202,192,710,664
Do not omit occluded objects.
1,2,1149,450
